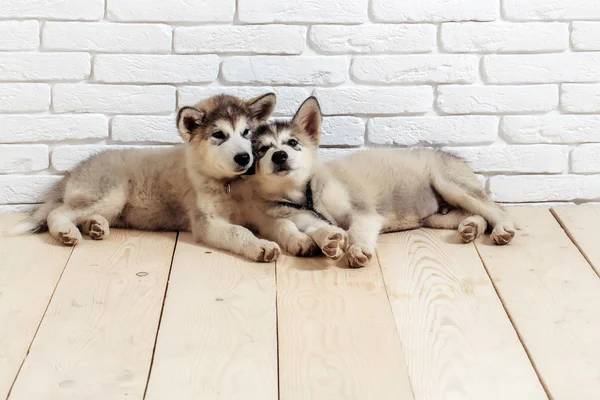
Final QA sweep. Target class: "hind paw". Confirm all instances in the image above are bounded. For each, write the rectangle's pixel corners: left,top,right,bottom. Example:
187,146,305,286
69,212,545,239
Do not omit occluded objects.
82,216,109,240
317,227,347,260
491,221,516,245
57,225,82,246
347,244,373,268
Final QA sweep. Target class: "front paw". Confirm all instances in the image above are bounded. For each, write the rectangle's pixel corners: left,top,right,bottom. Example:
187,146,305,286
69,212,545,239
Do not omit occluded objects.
347,244,374,268
285,234,320,257
254,240,281,263
316,226,347,260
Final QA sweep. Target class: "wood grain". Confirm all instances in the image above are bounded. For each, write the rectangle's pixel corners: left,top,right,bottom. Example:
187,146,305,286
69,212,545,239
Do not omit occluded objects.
475,207,600,400
0,214,73,399
144,233,278,400
552,205,600,276
8,228,176,400
277,254,414,400
377,229,547,400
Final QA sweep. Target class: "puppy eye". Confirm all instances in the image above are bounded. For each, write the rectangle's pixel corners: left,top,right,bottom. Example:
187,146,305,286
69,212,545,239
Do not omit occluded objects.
212,131,226,140
288,139,298,147
258,145,270,154
242,129,251,137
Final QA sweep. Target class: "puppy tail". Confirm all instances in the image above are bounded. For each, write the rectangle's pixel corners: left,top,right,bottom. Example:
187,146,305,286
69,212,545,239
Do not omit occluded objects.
6,202,56,236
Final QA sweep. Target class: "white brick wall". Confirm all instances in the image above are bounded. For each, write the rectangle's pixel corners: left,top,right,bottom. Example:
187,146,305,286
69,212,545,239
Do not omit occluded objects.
1,0,600,207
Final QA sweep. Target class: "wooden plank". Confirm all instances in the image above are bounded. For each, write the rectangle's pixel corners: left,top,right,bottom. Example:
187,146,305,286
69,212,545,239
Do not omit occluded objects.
377,229,547,400
475,207,600,400
552,205,600,276
277,254,414,400
8,228,176,400
0,214,73,400
144,233,277,400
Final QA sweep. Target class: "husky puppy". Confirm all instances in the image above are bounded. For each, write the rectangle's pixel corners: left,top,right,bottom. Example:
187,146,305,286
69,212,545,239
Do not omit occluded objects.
11,94,284,262
249,97,516,268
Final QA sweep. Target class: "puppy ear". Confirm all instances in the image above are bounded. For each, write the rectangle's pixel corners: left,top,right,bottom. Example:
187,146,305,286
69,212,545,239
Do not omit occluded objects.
248,93,276,124
177,106,205,142
292,97,322,144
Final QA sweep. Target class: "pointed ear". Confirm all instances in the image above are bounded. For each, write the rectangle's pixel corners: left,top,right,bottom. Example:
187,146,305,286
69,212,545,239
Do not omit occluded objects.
292,97,322,144
248,93,276,124
177,106,205,142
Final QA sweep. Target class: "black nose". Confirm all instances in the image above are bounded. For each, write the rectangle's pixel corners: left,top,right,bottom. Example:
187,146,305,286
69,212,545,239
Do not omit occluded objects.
234,152,251,167
272,150,288,165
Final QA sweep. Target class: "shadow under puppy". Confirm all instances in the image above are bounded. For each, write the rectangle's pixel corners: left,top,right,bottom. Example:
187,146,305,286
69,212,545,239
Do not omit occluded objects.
249,97,516,268
11,93,290,262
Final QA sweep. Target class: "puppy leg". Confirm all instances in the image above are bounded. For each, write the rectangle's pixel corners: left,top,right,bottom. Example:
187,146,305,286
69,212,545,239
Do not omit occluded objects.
81,215,110,240
422,210,487,243
47,206,82,246
257,217,319,257
78,188,127,240
346,213,383,268
290,212,347,260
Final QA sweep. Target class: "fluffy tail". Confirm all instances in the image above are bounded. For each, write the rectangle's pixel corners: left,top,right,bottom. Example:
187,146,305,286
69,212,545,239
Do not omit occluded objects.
7,201,56,236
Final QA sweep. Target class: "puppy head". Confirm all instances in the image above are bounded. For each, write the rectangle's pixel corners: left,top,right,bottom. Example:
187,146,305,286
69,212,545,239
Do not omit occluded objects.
177,93,276,180
251,97,322,189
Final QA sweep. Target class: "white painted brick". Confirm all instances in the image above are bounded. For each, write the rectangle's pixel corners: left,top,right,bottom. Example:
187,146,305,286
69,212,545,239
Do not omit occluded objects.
309,25,435,54
52,145,170,171
501,115,600,144
94,55,218,84
43,22,172,53
222,56,348,85
178,86,312,116
0,83,50,112
0,115,108,143
561,84,600,113
372,0,498,22
0,21,39,50
504,0,600,21
321,117,365,146
0,0,103,20
501,202,576,208
352,55,477,84
314,87,433,115
0,145,49,173
318,148,359,160
112,116,181,144
107,0,234,22
175,25,305,55
572,22,600,51
441,22,568,53
0,204,37,213
367,116,498,145
0,53,90,82
572,144,600,173
239,0,367,23
0,175,62,204
53,84,176,114
490,175,600,202
437,85,558,114
483,53,600,84
444,145,568,173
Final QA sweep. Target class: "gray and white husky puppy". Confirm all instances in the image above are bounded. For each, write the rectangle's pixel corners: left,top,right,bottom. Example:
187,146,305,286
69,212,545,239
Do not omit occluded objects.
249,97,516,268
11,93,287,262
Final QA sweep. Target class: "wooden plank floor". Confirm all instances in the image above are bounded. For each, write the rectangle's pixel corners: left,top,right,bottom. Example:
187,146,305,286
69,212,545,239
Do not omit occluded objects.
1,206,599,400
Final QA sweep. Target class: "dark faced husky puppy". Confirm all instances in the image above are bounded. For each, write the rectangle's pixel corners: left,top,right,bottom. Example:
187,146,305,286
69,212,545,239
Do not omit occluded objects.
11,94,285,262
249,97,516,268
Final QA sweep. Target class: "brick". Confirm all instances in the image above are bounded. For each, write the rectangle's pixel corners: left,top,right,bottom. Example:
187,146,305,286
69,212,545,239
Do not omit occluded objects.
490,175,600,202
483,53,600,84
0,53,90,81
352,55,477,84
107,0,234,22
0,115,108,143
53,84,176,114
0,175,62,204
178,86,311,116
501,202,576,207
321,117,365,146
112,116,182,143
441,22,568,53
501,115,600,144
437,85,558,114
222,56,348,85
309,24,435,54
572,144,600,173
504,0,600,21
318,148,358,160
52,145,168,171
0,0,103,20
561,84,600,113
0,145,49,173
372,0,498,22
93,55,218,84
0,21,39,50
314,87,433,115
444,145,568,173
43,22,171,53
367,116,498,145
0,83,50,112
239,0,367,23
572,22,600,51
175,25,305,54
0,204,37,213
